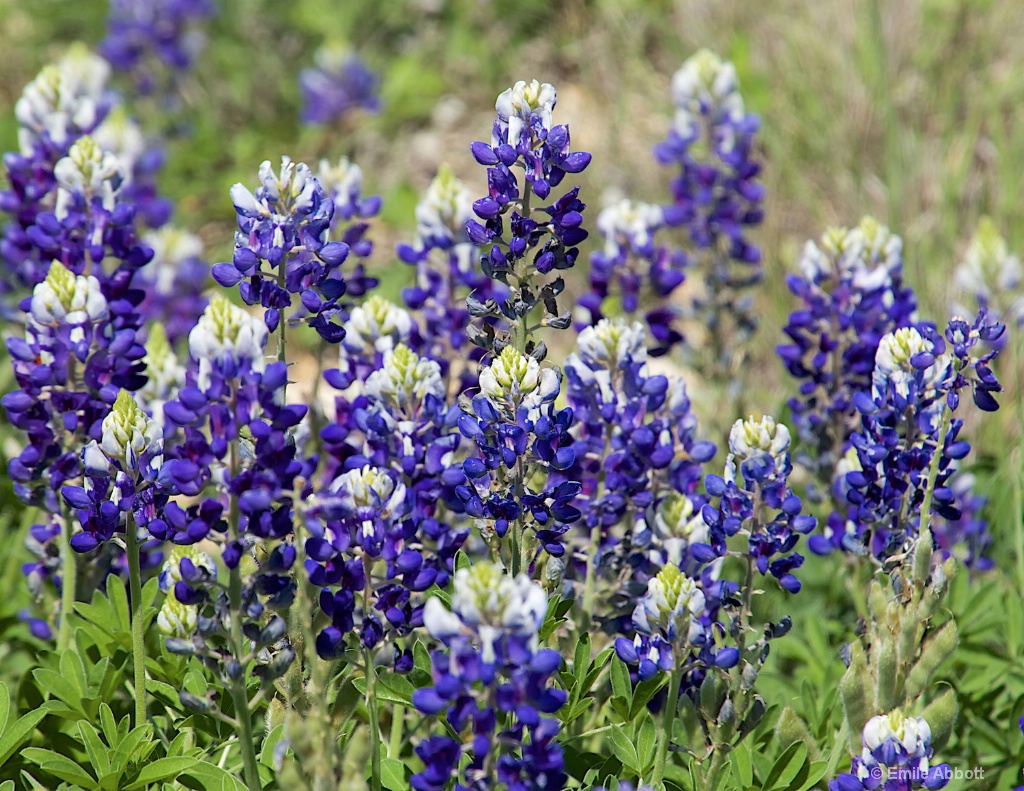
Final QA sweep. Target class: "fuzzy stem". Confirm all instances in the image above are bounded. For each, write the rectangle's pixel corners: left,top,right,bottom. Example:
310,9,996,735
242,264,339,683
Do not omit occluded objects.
1013,335,1024,593
125,513,147,727
652,663,683,786
57,506,78,653
917,415,950,544
581,522,602,630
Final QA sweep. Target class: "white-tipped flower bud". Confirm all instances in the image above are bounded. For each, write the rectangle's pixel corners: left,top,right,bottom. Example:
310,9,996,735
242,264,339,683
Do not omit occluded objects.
188,295,268,389
30,260,108,328
101,389,162,473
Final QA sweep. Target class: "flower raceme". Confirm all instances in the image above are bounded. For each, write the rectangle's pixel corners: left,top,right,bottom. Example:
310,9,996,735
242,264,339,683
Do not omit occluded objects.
829,711,950,790
412,562,567,791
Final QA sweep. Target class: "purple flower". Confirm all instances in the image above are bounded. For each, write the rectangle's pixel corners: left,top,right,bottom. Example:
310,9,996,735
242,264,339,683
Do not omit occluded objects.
299,48,380,126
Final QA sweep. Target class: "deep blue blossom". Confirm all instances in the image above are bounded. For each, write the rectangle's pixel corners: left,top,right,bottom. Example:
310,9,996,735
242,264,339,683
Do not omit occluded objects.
412,563,567,791
777,218,917,485
577,199,688,355
299,48,381,125
819,314,1003,564
102,0,215,97
397,165,505,388
829,712,950,790
654,50,764,356
214,157,353,342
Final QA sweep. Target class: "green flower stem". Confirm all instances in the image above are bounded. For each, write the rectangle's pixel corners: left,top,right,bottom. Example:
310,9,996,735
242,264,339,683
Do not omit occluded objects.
389,704,405,759
917,414,950,544
228,678,264,791
364,646,382,791
580,522,602,631
124,512,147,728
57,505,78,653
652,662,683,787
1013,335,1024,594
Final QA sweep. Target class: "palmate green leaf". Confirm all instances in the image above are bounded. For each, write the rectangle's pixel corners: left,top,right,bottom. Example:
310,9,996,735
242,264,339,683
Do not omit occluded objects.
608,725,640,774
174,760,247,791
380,757,407,791
0,700,51,766
31,668,86,715
98,704,119,749
761,741,807,791
77,722,111,779
731,740,754,787
21,747,98,790
0,681,9,735
629,674,668,721
352,674,412,707
0,780,13,791
610,657,633,706
260,724,285,768
123,757,207,790
792,760,829,791
636,714,657,774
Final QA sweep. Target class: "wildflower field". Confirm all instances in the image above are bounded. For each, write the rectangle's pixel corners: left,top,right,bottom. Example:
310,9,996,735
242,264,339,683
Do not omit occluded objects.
0,1,1023,790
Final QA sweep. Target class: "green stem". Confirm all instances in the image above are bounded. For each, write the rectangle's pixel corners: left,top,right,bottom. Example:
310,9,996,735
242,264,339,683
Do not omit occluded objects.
917,415,950,543
703,749,728,791
364,647,382,791
1013,335,1024,593
652,664,683,786
57,507,78,653
389,704,405,759
581,522,602,631
229,680,264,791
125,513,147,728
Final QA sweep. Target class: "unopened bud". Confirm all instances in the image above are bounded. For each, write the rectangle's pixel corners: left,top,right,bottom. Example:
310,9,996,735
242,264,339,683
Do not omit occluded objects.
904,621,958,699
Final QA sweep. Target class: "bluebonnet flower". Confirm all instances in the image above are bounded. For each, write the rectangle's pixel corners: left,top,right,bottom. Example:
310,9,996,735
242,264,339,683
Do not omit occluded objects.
466,79,591,355
139,225,209,344
455,346,579,567
825,314,1003,564
559,318,717,626
614,563,707,680
299,46,381,126
93,105,173,229
61,388,164,551
777,218,917,486
315,156,381,305
156,294,303,687
215,157,352,341
326,295,417,390
315,343,470,659
1,49,114,308
699,415,816,593
398,165,504,385
412,562,566,791
160,295,308,564
654,50,764,360
4,223,151,636
952,217,1024,330
829,711,950,790
577,198,688,355
101,0,215,97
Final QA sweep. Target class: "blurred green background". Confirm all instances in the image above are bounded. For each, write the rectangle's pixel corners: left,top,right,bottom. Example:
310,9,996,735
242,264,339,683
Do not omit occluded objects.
1,1,1023,785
